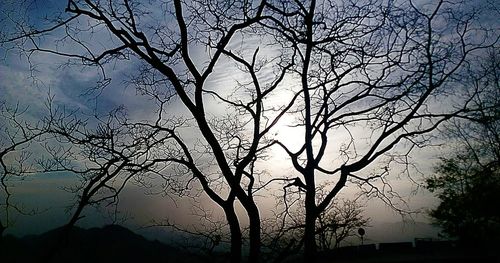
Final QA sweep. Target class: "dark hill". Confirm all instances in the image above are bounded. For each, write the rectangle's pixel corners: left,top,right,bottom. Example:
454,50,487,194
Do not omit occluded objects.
1,225,200,263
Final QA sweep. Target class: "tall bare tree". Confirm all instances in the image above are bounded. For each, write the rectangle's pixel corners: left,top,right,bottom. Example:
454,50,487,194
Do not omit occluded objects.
1,1,293,262
262,0,499,260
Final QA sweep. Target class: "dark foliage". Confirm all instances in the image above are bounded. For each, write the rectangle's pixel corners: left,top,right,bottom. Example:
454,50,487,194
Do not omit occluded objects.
426,50,500,247
427,155,500,246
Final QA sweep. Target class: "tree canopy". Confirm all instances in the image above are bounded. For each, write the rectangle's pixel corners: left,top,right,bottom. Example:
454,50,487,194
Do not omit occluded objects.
426,49,500,247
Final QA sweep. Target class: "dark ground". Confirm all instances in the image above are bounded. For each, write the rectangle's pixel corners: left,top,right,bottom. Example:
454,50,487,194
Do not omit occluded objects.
1,225,498,262
0,225,202,263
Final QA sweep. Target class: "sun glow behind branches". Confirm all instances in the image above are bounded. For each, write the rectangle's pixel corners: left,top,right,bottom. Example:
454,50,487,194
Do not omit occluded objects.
3,0,494,241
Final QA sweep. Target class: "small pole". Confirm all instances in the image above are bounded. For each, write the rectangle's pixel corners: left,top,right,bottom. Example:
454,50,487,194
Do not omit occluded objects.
358,228,365,245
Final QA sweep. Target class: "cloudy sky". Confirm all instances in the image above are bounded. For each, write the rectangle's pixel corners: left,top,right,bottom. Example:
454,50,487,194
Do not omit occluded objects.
1,0,497,244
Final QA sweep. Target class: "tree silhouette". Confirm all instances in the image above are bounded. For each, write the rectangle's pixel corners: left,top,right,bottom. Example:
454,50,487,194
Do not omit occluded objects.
426,49,500,247
2,1,288,262
262,196,369,262
0,102,49,239
0,1,499,262
263,0,498,260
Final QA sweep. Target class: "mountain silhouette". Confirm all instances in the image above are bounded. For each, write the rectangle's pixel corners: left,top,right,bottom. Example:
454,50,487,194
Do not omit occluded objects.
1,224,200,263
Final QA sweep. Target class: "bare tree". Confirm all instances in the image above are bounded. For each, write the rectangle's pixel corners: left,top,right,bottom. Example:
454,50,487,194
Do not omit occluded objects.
262,0,499,261
316,198,369,250
0,102,48,238
1,1,292,262
262,194,369,262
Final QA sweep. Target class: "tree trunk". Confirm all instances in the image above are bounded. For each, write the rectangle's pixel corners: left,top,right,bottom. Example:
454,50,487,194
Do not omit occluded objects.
304,202,317,263
304,171,317,263
0,220,5,240
224,205,242,263
247,203,261,263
